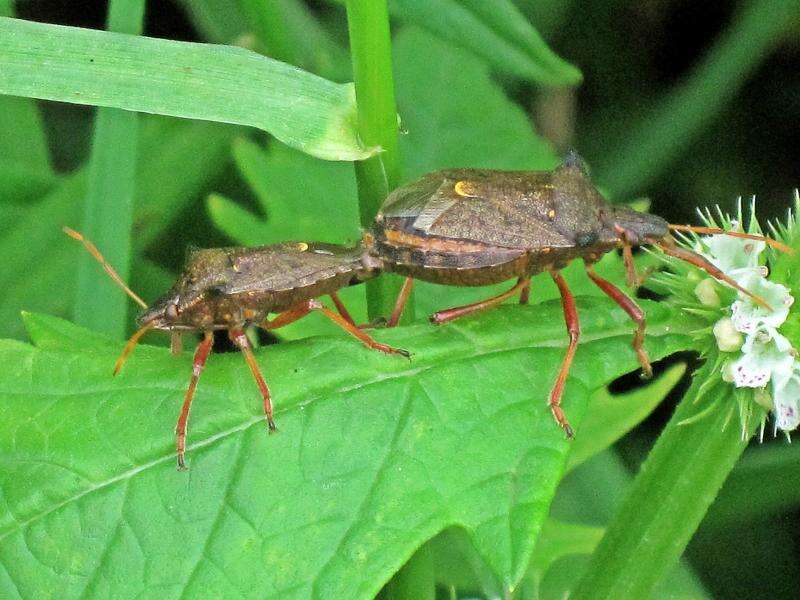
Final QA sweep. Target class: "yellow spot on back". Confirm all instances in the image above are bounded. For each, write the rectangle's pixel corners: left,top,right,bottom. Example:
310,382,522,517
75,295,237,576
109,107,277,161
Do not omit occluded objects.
542,183,556,190
454,180,479,197
548,209,556,219
296,242,309,251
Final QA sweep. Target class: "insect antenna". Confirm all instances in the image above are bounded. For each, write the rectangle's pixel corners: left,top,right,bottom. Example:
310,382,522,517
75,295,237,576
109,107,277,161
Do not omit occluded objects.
63,226,148,309
656,239,773,311
668,224,794,254
113,321,155,375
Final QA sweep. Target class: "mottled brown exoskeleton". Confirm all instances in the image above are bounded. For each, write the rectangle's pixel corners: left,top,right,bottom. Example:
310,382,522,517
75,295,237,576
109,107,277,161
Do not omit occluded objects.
368,152,789,436
65,229,406,469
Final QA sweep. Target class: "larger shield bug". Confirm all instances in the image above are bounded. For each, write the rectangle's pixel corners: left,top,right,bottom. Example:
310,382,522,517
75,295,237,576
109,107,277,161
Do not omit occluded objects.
65,228,407,469
367,152,790,436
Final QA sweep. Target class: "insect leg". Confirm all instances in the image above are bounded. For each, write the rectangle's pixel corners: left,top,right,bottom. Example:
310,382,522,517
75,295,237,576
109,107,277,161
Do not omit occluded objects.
387,276,414,327
229,328,277,433
175,331,214,471
308,299,410,357
518,276,532,305
585,264,652,377
622,244,639,288
549,271,578,438
170,332,183,356
430,278,530,325
329,291,356,325
261,303,314,330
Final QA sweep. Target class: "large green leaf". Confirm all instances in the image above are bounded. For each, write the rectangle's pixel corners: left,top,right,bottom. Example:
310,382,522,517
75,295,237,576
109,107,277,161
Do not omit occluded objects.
0,16,374,161
0,299,691,597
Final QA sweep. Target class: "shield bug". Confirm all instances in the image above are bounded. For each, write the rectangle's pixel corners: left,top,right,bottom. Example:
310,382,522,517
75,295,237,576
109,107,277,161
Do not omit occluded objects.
367,152,790,436
65,228,407,469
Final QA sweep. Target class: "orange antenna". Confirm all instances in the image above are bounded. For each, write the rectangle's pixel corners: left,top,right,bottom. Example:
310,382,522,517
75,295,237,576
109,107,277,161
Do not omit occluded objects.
668,224,794,255
63,226,148,309
657,240,773,311
113,321,155,375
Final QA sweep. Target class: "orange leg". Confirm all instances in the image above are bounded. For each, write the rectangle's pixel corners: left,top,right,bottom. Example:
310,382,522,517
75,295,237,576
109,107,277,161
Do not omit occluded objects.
308,299,410,357
430,277,530,325
230,328,277,433
262,303,313,330
175,331,214,470
170,332,183,356
549,271,579,438
387,276,415,327
518,276,531,305
329,291,356,325
622,244,638,288
585,264,652,377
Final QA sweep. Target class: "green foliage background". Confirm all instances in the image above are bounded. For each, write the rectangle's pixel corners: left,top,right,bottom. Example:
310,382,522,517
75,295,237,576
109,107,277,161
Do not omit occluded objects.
1,0,799,598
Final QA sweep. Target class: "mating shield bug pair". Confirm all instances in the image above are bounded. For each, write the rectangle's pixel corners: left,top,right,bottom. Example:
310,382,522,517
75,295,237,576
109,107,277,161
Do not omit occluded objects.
68,152,789,467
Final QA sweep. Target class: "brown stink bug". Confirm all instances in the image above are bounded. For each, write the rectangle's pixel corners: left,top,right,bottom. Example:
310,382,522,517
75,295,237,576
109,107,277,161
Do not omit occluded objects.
367,152,791,436
65,228,407,469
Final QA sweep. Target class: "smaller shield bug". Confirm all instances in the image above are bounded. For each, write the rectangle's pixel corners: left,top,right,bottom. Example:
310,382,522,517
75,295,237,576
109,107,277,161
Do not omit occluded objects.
367,152,791,436
65,228,407,469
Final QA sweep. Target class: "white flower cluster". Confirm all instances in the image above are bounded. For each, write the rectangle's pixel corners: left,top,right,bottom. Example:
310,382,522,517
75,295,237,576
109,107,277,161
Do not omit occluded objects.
696,231,798,432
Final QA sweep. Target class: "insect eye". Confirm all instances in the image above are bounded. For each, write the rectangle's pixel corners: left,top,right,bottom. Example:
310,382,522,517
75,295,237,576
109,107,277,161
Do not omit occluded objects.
165,303,179,320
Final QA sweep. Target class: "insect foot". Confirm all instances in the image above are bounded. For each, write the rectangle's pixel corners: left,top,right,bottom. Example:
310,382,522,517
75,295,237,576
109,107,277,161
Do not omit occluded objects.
306,299,411,358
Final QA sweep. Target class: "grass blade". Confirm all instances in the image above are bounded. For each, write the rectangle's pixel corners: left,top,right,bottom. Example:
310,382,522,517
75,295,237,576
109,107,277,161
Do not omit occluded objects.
73,0,145,338
0,16,375,160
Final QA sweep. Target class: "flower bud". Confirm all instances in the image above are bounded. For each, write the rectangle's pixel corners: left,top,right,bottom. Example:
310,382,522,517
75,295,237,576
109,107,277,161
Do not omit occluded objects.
713,317,743,352
694,279,721,307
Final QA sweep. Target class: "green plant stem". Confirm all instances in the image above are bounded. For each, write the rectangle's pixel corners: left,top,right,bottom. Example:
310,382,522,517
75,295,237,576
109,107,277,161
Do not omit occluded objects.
345,0,411,321
74,0,144,338
571,358,757,599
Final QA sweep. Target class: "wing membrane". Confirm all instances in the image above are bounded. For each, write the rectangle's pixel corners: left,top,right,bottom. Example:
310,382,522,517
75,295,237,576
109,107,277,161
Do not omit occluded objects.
381,170,574,249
